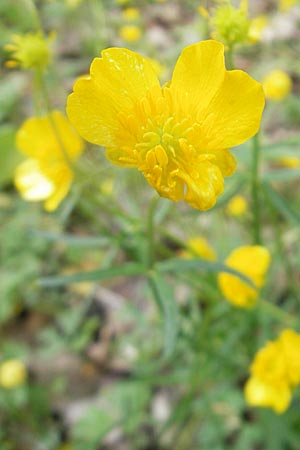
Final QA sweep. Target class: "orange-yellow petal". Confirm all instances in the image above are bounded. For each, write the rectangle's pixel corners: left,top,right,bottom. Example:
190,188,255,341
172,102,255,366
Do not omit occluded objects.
245,376,291,414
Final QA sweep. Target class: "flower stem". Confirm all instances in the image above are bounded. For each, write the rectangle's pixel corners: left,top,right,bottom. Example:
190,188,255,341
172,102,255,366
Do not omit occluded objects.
260,299,298,327
146,195,160,269
251,133,262,244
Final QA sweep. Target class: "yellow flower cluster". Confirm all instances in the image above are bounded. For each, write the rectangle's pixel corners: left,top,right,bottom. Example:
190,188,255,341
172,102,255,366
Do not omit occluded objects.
67,40,264,211
0,359,27,389
5,31,54,71
245,329,300,413
14,111,84,211
218,245,270,308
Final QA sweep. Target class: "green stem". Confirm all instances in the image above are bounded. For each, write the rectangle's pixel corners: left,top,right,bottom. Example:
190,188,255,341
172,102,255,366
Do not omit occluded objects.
260,299,297,326
226,46,235,70
146,195,160,269
251,133,262,244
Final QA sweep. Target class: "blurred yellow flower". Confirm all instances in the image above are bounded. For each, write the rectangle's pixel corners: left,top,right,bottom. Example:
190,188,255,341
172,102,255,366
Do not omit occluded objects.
4,31,54,70
122,7,140,20
279,156,300,168
263,69,292,101
182,237,216,261
218,245,270,307
117,0,131,4
14,111,84,212
245,329,300,413
119,25,142,42
0,359,27,389
248,15,268,43
279,0,299,12
67,41,264,211
226,194,248,216
210,0,250,48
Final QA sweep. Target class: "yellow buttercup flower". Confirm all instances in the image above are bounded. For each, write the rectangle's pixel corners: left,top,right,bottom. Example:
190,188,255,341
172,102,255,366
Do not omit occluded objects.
263,69,292,101
245,329,300,413
218,245,270,307
14,111,84,212
226,194,248,216
119,25,142,42
0,359,27,389
67,40,264,210
182,237,216,261
5,31,54,70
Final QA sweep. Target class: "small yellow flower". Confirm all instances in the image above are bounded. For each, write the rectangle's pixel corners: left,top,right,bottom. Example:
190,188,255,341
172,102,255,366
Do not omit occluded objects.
218,245,270,308
226,194,248,216
119,25,142,42
279,0,299,12
245,329,300,413
117,0,131,4
5,31,54,71
210,0,250,48
279,156,300,168
122,7,140,20
67,41,264,211
182,237,216,261
248,15,268,43
0,359,27,389
263,69,292,101
14,111,84,212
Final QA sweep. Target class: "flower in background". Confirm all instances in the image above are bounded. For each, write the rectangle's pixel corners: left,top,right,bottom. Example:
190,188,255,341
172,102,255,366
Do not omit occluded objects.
14,111,84,212
182,237,216,261
279,0,299,12
122,7,140,20
279,156,300,168
0,359,27,389
218,245,270,307
245,329,300,413
119,25,142,42
226,194,248,216
248,15,268,43
262,69,292,101
4,31,54,71
67,40,264,211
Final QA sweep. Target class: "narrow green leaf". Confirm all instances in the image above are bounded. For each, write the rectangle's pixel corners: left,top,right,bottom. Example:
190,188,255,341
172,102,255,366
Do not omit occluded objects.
31,230,110,247
155,258,255,288
262,182,300,227
148,271,180,359
38,262,146,287
262,168,300,182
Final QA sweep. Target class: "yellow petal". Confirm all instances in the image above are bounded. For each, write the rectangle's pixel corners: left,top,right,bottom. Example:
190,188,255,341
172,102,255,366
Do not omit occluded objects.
202,69,265,149
170,40,226,115
245,376,291,414
67,48,160,146
16,111,83,160
14,159,54,201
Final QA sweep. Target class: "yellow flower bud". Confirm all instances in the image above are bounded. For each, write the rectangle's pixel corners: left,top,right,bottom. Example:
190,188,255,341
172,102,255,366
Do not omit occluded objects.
226,195,248,216
4,31,54,71
119,25,142,42
0,359,27,389
263,69,292,101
